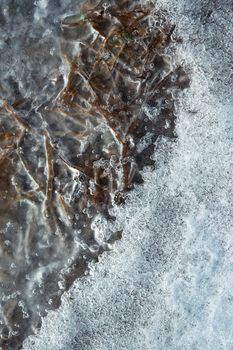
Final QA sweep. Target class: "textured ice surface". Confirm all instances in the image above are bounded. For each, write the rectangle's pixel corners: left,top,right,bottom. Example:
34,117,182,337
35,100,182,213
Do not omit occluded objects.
23,0,233,349
0,0,190,348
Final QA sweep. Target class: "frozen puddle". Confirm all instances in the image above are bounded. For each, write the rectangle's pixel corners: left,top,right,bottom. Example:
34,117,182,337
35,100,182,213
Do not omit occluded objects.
0,0,232,348
0,0,188,348
23,0,233,349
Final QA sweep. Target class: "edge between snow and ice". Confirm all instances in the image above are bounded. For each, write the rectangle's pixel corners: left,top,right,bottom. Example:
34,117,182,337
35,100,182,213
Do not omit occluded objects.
23,1,233,349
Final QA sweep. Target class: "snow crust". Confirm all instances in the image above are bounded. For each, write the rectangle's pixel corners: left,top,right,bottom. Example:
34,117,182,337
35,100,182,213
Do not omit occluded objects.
23,0,233,349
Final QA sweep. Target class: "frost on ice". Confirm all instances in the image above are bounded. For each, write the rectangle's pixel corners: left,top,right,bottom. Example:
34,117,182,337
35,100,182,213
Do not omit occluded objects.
0,0,189,348
23,0,233,349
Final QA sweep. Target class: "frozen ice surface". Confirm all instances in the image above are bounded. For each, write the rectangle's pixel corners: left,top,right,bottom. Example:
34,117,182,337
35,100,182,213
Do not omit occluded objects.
0,0,187,347
23,0,233,349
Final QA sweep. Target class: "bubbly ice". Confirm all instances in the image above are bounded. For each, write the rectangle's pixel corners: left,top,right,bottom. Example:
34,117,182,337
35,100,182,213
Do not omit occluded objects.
19,0,233,348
